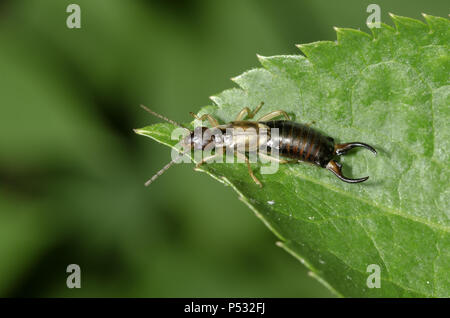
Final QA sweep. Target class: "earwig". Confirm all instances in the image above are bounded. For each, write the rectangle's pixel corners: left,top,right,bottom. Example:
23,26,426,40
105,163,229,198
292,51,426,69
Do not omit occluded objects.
139,103,376,187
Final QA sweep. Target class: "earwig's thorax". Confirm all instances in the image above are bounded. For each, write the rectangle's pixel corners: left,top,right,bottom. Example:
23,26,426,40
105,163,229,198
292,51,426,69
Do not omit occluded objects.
184,122,272,153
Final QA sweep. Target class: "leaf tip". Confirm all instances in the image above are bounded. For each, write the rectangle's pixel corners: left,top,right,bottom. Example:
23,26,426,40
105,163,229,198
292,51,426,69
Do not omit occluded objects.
420,13,432,29
209,95,221,105
256,53,267,63
295,43,307,56
231,72,246,85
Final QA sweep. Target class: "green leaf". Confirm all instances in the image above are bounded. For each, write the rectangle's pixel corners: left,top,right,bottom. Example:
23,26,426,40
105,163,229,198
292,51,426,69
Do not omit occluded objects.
136,14,449,297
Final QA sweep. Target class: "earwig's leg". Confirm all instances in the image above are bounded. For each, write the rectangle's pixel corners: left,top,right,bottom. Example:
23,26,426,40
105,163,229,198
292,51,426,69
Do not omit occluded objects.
235,102,264,121
236,152,262,187
326,160,369,183
195,154,222,169
189,112,220,127
334,142,377,156
235,108,252,121
305,120,316,127
251,102,265,118
257,110,290,121
245,156,263,187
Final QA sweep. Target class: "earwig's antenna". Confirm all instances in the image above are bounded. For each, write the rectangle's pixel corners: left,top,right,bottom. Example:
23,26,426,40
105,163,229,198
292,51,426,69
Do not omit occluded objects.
140,104,190,131
145,149,191,186
145,157,179,186
139,104,193,186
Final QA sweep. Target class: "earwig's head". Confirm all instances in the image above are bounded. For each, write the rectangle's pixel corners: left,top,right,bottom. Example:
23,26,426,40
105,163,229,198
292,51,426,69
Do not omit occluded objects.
139,105,225,186
182,126,208,151
326,142,377,184
182,126,224,151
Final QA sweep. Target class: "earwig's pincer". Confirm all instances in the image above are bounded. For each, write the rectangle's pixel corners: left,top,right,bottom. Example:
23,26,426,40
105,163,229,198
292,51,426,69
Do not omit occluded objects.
326,160,369,184
334,142,377,156
325,142,377,183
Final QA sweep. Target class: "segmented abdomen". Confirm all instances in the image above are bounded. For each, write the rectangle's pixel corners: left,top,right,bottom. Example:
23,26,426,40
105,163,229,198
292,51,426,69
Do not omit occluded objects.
263,120,335,167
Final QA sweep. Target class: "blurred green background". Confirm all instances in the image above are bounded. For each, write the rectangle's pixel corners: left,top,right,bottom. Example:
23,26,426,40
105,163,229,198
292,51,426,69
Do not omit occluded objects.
0,0,446,297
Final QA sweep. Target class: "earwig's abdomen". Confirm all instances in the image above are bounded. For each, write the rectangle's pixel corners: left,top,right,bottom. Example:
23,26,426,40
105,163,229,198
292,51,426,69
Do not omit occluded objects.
263,120,335,167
